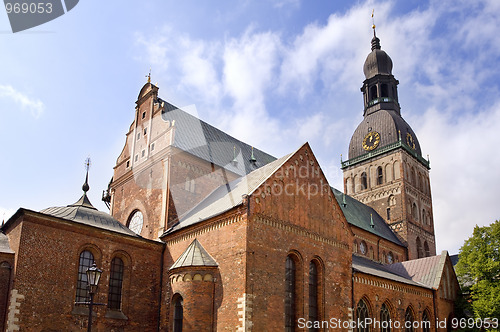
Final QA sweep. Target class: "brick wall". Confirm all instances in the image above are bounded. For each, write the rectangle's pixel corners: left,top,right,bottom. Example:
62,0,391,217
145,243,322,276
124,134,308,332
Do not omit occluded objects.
4,211,163,331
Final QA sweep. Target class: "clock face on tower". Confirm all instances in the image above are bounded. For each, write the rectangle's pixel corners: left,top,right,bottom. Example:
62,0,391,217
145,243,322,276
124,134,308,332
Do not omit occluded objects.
128,210,143,235
406,133,416,150
362,131,381,151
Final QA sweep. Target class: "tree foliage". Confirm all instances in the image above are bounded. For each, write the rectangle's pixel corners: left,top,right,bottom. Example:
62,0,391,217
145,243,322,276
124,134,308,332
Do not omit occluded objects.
455,220,500,320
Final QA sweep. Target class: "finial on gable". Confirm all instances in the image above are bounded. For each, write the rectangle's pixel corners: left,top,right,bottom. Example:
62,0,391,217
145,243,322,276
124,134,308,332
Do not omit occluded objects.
250,146,257,163
83,157,91,193
146,67,151,84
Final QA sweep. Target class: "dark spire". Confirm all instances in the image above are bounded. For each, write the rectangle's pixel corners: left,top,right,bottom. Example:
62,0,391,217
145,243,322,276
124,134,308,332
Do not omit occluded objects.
69,158,96,210
371,9,381,51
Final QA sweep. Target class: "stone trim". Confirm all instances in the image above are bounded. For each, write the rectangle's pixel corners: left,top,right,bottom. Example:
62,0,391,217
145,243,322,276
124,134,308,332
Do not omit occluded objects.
237,293,254,332
6,289,24,332
353,275,432,298
165,214,243,246
254,215,349,250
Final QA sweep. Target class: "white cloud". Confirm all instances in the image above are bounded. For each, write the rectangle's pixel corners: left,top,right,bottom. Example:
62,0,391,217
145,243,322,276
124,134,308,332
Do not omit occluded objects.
133,0,500,254
0,85,45,118
417,105,500,254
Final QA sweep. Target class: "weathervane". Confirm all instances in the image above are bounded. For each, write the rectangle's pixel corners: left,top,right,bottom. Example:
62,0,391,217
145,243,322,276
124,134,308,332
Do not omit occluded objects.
146,67,151,83
84,157,91,172
372,9,376,30
83,157,91,193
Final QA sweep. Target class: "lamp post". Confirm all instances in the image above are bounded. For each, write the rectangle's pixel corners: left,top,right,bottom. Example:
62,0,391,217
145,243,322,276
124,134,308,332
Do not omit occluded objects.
86,263,102,332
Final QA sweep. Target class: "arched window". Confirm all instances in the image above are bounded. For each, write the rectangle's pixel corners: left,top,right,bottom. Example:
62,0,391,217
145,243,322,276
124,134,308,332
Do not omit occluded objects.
411,203,418,221
380,302,391,332
422,310,431,332
387,252,394,264
346,177,353,195
108,257,124,310
308,261,319,330
385,164,392,182
359,241,367,255
394,161,401,179
76,250,94,303
424,241,430,257
381,84,388,97
421,209,426,225
377,167,383,185
173,295,183,332
411,167,416,186
361,172,367,190
405,307,415,332
416,237,423,259
370,85,378,101
356,298,371,332
285,255,297,331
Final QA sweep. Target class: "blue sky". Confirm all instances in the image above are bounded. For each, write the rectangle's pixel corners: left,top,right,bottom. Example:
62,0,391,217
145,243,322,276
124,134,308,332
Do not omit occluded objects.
1,0,499,254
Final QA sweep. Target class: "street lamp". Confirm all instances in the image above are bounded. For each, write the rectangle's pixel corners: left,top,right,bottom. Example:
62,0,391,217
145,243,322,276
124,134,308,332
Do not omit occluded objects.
86,263,102,332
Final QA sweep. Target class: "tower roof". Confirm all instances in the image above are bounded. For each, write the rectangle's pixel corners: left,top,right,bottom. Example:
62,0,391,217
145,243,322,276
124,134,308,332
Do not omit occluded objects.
40,167,137,236
170,239,218,270
363,33,393,79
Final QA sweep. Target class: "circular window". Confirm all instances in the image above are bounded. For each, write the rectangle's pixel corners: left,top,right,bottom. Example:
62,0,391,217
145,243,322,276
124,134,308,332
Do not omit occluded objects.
128,210,143,235
359,241,367,255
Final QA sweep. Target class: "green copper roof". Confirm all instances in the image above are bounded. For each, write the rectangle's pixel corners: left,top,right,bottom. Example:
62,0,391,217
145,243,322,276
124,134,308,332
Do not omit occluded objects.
342,139,430,170
331,187,404,246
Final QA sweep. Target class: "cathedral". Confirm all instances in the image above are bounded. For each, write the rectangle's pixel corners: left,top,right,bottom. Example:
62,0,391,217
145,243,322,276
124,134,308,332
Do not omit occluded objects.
0,32,459,331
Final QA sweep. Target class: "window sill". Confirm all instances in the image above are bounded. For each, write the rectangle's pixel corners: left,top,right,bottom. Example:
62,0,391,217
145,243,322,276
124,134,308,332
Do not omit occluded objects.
105,310,128,320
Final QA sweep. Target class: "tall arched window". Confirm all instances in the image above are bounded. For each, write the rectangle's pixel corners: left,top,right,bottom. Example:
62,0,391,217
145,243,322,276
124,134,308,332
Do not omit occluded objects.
361,172,367,190
424,241,430,257
422,310,431,332
380,302,391,332
285,256,297,331
405,307,414,332
308,261,319,330
416,237,423,259
411,203,418,221
355,298,371,332
381,84,389,97
370,85,378,101
173,294,183,332
76,250,94,303
377,167,383,185
108,257,124,310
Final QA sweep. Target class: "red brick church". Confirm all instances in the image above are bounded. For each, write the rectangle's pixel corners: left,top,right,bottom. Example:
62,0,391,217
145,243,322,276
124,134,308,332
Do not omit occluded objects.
1,32,459,331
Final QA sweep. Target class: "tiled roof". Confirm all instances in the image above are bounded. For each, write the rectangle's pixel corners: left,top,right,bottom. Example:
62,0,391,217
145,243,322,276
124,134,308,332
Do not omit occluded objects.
331,188,404,246
385,251,448,289
161,101,276,176
165,151,294,234
40,193,138,237
0,233,14,254
170,239,218,270
352,255,431,288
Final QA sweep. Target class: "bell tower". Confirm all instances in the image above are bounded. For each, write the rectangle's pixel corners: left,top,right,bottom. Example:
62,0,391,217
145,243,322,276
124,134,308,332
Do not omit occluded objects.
341,29,436,260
